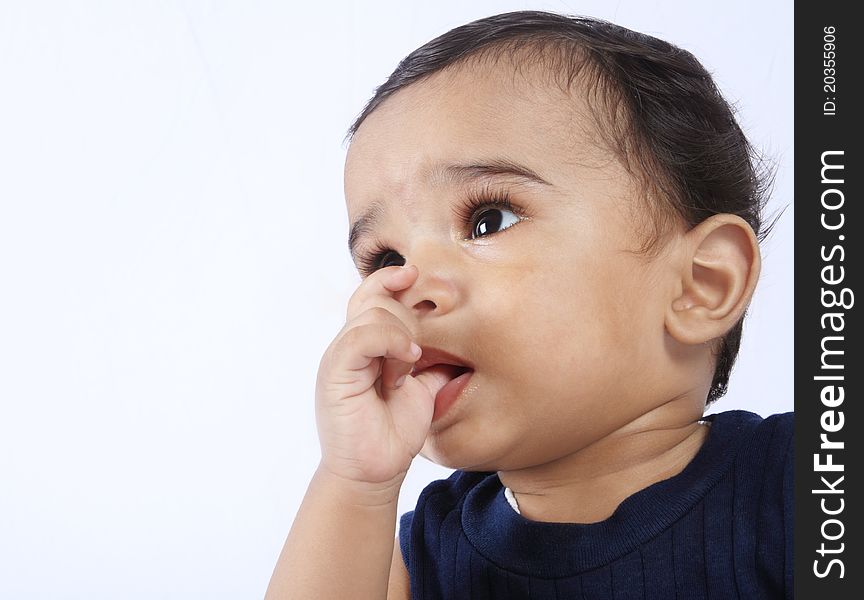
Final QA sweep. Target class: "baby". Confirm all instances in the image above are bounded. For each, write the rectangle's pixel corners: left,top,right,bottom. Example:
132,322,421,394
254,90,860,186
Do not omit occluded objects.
267,11,792,599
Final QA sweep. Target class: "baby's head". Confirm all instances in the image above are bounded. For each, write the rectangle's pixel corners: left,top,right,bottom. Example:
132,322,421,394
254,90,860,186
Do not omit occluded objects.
344,12,771,471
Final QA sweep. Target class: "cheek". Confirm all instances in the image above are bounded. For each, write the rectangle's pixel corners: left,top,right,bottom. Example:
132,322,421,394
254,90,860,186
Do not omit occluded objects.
471,259,599,371
495,255,653,378
466,230,655,365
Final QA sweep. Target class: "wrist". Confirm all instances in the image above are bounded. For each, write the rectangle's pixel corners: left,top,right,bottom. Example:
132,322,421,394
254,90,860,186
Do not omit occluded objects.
314,463,406,508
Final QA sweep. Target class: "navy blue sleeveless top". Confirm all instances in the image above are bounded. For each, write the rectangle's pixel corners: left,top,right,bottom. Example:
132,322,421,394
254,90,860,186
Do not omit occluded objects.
399,410,793,599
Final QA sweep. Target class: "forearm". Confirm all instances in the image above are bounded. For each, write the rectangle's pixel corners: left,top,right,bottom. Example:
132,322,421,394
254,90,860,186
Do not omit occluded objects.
265,466,403,600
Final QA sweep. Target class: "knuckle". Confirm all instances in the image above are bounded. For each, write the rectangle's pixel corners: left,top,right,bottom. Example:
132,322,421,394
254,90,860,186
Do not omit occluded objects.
366,305,395,321
349,305,397,329
331,326,362,358
345,294,364,319
341,323,371,344
335,309,413,357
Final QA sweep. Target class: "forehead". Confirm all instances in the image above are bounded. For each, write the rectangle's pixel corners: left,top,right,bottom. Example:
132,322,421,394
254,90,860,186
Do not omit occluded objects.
344,60,616,217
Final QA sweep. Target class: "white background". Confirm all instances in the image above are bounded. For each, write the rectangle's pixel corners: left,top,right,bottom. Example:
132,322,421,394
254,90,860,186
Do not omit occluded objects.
0,1,792,598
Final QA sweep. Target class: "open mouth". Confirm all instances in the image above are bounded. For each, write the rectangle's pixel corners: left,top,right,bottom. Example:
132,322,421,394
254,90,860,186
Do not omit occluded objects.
411,363,472,380
410,346,474,378
411,363,473,398
409,347,475,414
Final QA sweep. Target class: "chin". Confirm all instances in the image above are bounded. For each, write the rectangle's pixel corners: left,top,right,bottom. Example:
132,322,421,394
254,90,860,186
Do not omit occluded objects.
421,435,502,472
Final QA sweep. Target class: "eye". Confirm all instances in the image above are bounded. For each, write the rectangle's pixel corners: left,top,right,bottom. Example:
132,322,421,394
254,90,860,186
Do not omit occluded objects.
356,246,405,276
355,193,525,276
471,207,521,239
377,250,406,269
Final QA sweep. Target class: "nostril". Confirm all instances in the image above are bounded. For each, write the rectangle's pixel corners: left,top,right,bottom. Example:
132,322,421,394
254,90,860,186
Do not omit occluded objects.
413,299,437,313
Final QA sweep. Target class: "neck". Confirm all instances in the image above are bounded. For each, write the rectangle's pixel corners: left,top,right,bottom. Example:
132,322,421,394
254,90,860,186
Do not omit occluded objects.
497,411,710,524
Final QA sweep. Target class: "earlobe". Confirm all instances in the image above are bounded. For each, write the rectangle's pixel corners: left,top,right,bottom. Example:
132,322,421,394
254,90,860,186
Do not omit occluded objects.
665,215,761,346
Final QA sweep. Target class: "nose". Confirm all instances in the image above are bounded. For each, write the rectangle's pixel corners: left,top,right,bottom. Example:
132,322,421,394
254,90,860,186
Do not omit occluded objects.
394,255,460,317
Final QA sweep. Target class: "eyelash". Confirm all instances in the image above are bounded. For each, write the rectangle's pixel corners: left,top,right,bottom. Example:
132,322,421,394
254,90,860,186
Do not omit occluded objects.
355,189,525,276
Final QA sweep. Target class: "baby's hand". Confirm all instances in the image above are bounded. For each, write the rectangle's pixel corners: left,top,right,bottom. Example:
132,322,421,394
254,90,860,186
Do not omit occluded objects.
315,265,433,489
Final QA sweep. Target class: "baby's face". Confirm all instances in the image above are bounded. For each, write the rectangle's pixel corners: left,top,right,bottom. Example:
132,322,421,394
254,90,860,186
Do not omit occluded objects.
345,62,688,471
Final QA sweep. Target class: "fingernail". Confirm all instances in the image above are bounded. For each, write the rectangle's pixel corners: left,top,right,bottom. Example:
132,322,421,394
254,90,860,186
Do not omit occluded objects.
395,375,407,388
410,342,422,357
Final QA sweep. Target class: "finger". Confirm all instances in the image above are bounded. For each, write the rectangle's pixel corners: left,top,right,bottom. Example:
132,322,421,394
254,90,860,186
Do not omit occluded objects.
347,295,417,336
380,351,419,390
347,264,418,321
343,306,418,390
345,305,413,339
331,321,422,376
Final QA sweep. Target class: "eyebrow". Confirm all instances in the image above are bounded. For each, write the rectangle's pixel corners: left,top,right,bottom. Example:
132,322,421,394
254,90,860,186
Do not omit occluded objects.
347,159,551,260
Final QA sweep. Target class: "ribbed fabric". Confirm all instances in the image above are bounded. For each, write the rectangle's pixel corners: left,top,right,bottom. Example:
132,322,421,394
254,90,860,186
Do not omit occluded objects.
399,410,793,599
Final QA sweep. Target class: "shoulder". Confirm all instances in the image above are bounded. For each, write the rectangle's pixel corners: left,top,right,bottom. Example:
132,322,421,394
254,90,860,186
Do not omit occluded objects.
707,409,793,456
756,410,794,438
398,470,494,568
418,469,492,507
762,412,794,463
731,410,794,485
700,410,794,511
708,411,794,526
700,411,794,596
400,469,493,530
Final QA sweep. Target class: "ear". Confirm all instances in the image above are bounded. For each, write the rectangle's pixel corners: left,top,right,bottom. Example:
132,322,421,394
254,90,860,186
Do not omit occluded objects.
665,214,761,346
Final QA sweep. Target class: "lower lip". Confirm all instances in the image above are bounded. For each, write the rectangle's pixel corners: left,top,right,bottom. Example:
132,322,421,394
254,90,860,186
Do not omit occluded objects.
433,370,473,422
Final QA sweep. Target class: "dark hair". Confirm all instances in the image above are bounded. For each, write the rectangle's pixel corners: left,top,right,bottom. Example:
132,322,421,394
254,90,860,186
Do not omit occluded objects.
348,11,777,405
